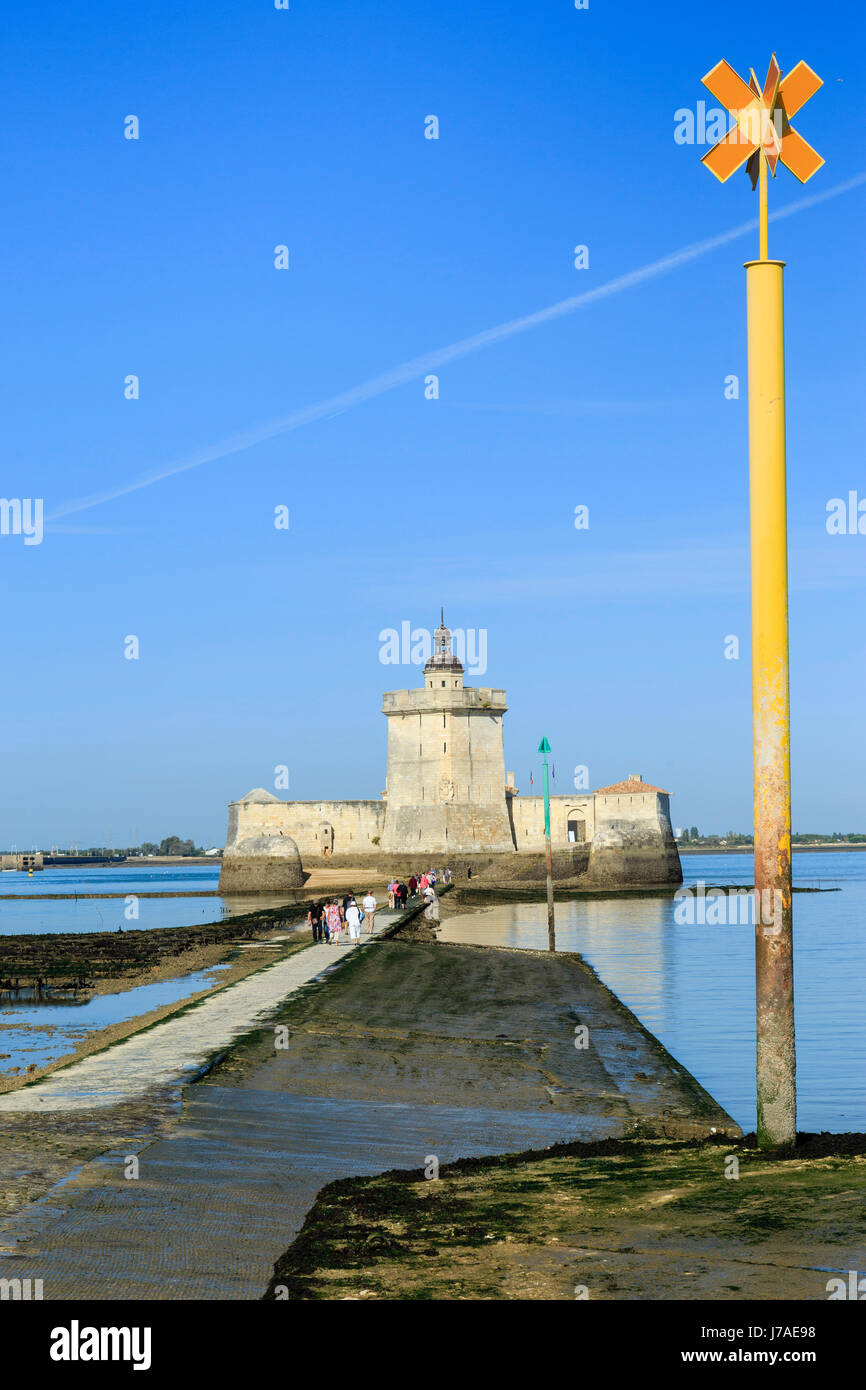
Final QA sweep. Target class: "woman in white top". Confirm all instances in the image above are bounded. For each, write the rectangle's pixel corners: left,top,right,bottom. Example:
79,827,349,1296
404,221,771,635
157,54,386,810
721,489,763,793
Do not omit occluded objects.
345,898,362,942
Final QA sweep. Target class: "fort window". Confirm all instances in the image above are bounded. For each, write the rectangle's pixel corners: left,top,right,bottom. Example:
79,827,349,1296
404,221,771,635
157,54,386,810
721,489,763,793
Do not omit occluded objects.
567,817,586,843
443,742,447,752
441,680,445,687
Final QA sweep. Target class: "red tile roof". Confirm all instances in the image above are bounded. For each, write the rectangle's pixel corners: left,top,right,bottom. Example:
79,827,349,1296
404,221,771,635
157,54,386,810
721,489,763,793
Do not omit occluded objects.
593,778,668,795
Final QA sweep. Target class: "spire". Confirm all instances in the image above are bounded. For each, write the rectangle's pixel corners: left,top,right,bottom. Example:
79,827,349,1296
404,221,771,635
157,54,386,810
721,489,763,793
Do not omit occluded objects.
425,609,463,673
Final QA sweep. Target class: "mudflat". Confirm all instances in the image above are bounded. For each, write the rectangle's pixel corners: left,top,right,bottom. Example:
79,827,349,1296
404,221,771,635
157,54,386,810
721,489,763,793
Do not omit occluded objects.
264,1133,866,1301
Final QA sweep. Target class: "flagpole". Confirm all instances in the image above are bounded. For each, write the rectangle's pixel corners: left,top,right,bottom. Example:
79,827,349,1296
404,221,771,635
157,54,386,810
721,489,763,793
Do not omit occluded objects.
539,737,555,952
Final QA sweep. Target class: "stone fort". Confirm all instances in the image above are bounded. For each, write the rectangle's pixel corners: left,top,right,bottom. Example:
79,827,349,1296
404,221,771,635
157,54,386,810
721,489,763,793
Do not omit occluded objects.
220,614,681,891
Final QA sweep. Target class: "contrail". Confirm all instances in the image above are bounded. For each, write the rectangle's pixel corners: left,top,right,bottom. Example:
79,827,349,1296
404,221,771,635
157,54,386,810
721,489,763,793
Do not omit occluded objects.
49,171,866,521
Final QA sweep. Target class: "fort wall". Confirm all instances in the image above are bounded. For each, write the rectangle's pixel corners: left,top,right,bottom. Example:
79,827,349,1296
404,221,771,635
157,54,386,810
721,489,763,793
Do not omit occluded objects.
509,795,595,849
223,793,385,860
585,789,681,886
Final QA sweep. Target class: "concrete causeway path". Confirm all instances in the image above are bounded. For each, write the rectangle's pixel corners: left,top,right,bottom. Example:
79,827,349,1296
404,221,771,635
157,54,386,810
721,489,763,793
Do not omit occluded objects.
0,913,400,1113
0,936,740,1300
0,1090,600,1299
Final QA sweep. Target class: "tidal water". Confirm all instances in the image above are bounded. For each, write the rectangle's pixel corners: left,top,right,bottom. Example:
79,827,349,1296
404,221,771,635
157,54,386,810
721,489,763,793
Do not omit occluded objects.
0,865,226,933
0,965,230,1075
439,852,866,1135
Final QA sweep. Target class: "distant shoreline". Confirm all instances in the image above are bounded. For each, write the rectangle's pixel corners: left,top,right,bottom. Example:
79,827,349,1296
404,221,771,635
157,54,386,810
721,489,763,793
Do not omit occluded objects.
679,844,866,854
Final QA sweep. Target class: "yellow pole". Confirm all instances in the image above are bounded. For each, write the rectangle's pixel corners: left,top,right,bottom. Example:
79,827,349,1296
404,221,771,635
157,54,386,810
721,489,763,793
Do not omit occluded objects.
759,152,769,261
745,253,796,1148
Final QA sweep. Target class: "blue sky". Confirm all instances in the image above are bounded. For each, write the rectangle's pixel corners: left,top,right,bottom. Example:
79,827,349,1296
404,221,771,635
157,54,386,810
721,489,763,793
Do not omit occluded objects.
1,0,863,848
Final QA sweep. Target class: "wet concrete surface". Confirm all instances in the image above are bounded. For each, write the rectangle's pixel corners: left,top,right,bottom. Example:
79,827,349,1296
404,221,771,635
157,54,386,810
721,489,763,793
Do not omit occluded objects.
0,916,397,1110
0,938,739,1299
214,941,738,1136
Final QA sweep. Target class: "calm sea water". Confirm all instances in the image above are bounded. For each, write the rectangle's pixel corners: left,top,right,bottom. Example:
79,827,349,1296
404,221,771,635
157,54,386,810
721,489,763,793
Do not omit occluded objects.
439,852,866,1135
0,865,225,933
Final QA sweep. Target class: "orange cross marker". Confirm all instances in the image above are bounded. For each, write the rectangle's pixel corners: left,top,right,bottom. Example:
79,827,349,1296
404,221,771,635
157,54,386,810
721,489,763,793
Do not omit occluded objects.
701,54,824,186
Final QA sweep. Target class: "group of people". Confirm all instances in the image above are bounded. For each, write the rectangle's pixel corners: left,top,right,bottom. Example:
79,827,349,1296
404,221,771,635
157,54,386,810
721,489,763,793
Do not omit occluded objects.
307,867,459,946
307,890,377,945
387,867,452,908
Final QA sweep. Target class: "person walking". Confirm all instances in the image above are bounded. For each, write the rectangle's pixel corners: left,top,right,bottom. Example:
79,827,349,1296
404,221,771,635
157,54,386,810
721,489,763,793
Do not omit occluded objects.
408,874,417,897
362,889,377,934
467,864,472,880
326,897,342,943
423,886,440,925
345,896,362,943
419,872,429,893
342,889,355,917
387,879,397,910
444,867,452,884
397,880,408,909
307,900,326,944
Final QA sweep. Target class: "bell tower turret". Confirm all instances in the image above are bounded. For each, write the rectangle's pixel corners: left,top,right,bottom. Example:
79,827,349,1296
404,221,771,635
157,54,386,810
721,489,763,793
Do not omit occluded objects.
424,608,464,690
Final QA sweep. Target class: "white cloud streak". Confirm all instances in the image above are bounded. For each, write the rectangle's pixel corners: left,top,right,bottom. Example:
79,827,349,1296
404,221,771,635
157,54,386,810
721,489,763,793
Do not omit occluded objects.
49,172,866,522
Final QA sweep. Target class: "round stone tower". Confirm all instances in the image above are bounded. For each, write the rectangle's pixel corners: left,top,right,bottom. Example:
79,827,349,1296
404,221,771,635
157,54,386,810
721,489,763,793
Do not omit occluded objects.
218,787,305,893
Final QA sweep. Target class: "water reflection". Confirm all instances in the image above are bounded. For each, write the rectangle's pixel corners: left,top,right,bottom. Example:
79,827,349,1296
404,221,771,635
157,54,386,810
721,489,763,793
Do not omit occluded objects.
439,853,865,1135
0,986,91,1008
0,965,229,1075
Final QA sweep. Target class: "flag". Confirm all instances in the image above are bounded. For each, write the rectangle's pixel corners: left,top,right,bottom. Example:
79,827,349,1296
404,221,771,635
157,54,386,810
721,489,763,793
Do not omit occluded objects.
530,772,533,785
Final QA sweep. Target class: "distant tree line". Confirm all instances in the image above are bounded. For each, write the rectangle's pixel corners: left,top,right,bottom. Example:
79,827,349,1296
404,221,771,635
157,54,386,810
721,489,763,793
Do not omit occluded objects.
677,829,865,846
791,832,866,844
72,837,206,857
137,837,205,856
